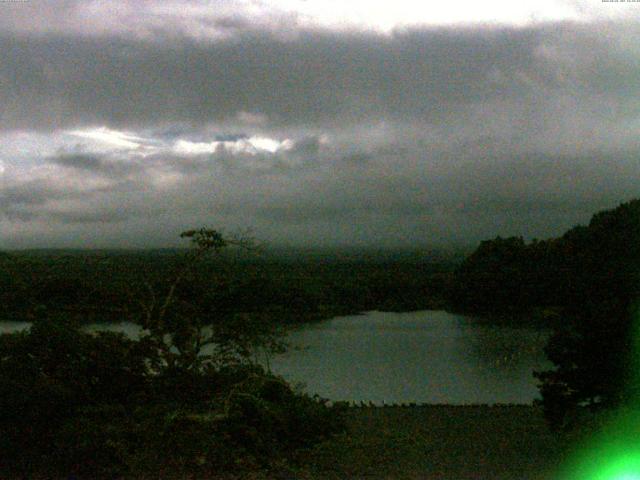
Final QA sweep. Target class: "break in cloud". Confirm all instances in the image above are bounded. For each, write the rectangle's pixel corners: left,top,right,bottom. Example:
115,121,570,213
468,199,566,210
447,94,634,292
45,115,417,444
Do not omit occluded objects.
1,1,640,248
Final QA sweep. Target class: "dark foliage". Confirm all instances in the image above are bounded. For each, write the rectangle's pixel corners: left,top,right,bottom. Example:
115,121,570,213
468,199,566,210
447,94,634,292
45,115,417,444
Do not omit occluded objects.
451,198,640,428
0,230,348,479
0,317,150,478
449,236,566,318
534,199,640,428
0,248,458,326
0,315,346,479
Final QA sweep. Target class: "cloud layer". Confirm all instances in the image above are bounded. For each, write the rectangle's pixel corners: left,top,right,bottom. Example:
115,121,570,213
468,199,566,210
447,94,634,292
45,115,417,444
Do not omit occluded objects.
1,2,640,248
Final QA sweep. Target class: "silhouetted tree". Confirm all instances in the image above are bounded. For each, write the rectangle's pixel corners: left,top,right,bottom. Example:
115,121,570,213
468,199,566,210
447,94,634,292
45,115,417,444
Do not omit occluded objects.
0,229,345,479
134,227,285,373
535,199,640,428
451,236,535,314
450,199,640,428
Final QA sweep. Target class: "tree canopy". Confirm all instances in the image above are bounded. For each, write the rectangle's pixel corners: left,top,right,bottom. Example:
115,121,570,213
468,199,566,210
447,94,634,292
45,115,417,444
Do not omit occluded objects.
535,199,640,427
451,199,640,427
0,228,346,479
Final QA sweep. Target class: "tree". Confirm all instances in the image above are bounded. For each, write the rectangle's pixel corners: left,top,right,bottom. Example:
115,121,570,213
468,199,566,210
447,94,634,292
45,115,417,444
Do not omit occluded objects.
450,236,538,314
0,315,150,477
133,227,284,374
535,199,640,429
0,229,345,478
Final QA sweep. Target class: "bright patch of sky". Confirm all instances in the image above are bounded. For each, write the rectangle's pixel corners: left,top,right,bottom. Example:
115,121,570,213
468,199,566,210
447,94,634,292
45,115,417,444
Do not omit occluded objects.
273,0,585,30
3,0,639,42
0,128,306,179
66,127,157,152
0,131,61,160
173,136,293,156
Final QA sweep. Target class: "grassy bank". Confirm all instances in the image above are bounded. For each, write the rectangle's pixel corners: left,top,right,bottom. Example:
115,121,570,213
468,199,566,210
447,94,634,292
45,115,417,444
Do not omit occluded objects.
281,405,567,480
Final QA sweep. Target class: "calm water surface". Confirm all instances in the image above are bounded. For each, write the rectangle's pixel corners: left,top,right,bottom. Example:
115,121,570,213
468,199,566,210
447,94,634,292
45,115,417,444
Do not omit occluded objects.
0,310,550,405
270,311,550,405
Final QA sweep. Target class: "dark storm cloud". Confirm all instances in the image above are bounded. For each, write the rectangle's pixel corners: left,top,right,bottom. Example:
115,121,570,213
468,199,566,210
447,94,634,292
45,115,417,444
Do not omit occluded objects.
0,169,162,228
245,146,640,241
2,25,636,131
50,210,130,224
48,153,141,177
4,138,640,247
51,153,104,171
0,181,70,223
0,181,67,206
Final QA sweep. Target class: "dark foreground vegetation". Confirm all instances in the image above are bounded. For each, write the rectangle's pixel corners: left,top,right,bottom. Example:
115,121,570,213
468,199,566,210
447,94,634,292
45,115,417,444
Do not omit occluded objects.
0,317,348,479
449,199,640,323
2,197,640,478
0,230,349,479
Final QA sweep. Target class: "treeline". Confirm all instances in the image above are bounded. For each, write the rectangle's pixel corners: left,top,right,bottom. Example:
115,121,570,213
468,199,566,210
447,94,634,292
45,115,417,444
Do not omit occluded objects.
449,198,640,324
0,250,457,325
450,198,640,427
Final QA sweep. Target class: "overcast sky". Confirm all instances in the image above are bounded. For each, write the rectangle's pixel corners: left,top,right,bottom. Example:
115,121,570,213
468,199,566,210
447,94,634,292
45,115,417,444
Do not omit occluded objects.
1,0,640,249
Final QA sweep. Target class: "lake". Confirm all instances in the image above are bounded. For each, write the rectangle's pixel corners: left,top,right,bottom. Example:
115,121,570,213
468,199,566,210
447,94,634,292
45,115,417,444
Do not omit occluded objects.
270,310,550,405
0,310,550,405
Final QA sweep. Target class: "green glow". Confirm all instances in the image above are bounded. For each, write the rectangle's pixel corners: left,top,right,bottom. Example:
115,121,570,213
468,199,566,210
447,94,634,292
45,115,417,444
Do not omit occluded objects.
558,410,640,479
555,307,640,480
564,448,640,479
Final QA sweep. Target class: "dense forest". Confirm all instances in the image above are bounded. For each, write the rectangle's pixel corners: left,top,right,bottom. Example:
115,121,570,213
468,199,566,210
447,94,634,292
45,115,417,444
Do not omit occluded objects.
450,198,640,428
0,247,458,326
450,199,640,321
